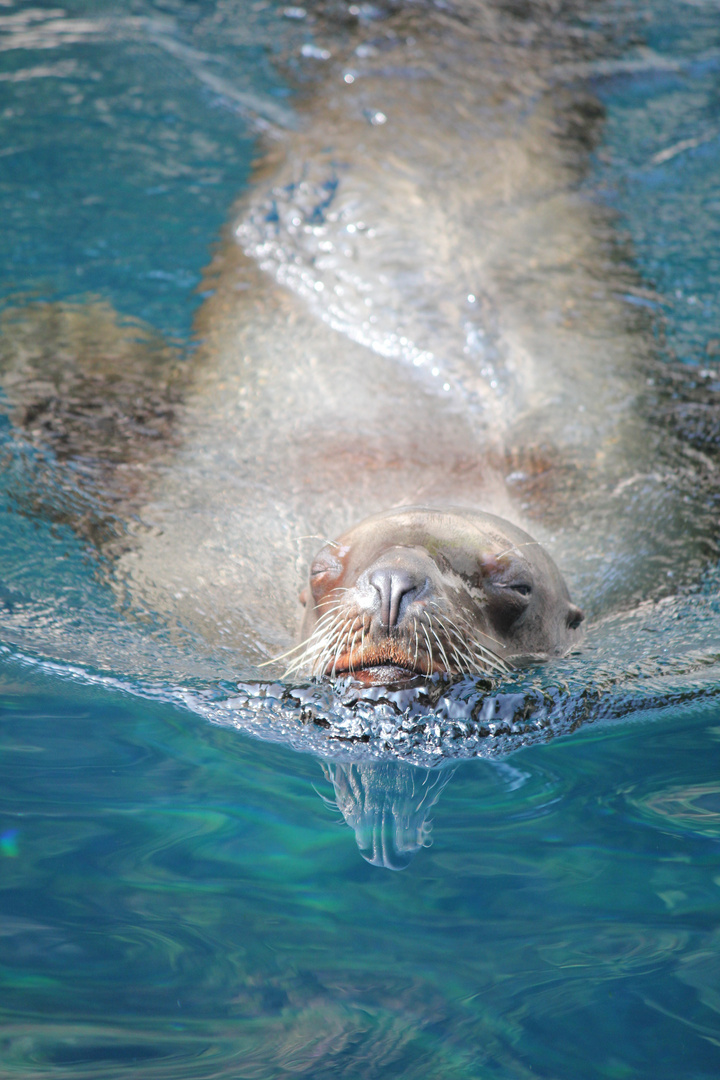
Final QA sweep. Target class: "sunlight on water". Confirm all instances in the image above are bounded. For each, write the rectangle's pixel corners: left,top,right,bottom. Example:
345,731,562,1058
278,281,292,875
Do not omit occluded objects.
2,1,720,1077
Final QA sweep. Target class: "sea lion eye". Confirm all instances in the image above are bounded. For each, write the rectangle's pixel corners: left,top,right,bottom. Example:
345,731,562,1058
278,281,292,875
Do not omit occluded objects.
309,552,344,599
509,583,532,596
494,581,532,597
310,556,342,579
483,577,533,634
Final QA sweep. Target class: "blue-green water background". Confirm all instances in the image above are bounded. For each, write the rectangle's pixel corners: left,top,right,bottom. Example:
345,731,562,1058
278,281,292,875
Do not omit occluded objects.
2,1,720,1076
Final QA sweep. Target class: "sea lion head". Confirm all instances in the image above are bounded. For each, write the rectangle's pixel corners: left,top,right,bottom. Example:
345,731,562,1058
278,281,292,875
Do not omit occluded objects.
291,507,584,685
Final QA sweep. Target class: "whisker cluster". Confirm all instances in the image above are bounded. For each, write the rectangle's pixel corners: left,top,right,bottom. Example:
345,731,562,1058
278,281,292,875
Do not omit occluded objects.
263,583,512,681
427,601,511,677
282,604,361,679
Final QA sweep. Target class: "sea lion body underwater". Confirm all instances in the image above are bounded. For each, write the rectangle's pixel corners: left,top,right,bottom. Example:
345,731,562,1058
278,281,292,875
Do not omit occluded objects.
0,0,710,685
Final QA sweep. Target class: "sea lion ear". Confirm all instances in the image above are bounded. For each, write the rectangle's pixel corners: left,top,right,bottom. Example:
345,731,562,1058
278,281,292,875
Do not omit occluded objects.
299,588,308,608
566,604,584,630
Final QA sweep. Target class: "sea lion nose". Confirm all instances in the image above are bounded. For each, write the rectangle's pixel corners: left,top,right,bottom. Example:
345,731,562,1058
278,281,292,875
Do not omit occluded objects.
369,567,424,629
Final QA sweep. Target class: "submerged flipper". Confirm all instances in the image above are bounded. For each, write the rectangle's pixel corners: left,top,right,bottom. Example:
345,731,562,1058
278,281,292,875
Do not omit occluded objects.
0,299,187,554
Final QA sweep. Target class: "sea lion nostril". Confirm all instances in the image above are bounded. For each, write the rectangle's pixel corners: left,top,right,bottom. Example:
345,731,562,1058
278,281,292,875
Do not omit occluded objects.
369,567,423,629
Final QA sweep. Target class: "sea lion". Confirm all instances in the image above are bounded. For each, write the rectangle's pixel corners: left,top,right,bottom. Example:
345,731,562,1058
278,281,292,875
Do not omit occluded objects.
291,507,584,684
0,0,714,693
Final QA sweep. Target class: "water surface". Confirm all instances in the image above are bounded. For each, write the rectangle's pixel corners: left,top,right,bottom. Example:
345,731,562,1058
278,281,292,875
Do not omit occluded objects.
2,1,720,1076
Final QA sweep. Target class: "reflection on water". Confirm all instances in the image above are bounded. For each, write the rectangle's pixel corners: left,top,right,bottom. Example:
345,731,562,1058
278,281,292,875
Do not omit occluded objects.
320,760,455,869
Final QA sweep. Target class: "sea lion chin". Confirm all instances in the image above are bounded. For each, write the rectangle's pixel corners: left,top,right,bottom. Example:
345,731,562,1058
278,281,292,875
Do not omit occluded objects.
290,507,585,685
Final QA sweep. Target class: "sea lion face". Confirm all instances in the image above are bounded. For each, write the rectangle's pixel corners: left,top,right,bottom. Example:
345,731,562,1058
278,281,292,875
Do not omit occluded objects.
292,507,584,685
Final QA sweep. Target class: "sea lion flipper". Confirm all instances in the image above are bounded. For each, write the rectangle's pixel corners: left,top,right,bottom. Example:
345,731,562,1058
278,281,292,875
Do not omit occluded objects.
0,298,187,552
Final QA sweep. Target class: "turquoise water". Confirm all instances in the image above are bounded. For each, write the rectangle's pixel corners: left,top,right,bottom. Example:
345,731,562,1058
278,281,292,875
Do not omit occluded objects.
4,663,720,1077
2,1,720,1076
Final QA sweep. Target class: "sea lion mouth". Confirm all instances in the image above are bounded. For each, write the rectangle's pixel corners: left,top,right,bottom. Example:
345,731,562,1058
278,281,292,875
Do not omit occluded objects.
340,662,422,687
328,644,439,685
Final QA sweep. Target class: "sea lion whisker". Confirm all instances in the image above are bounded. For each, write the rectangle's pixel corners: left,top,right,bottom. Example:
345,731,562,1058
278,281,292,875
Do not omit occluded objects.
426,603,482,648
282,616,342,666
306,640,334,678
427,621,452,674
257,643,305,666
442,618,485,663
282,637,329,677
421,623,435,677
443,618,506,674
441,619,489,677
305,613,343,646
282,614,344,677
426,598,517,655
258,633,330,667
431,602,509,653
466,647,489,678
449,644,471,676
343,620,359,674
311,624,343,678
347,626,360,672
309,614,345,641
428,606,470,640
467,622,511,652
330,617,354,678
461,647,486,677
295,535,342,549
492,540,542,561
313,602,347,620
468,642,511,674
468,637,505,664
311,615,339,639
437,619,478,674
